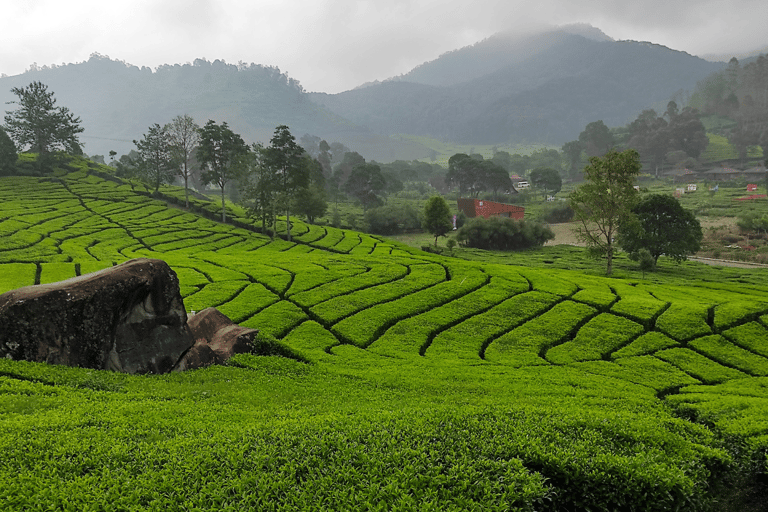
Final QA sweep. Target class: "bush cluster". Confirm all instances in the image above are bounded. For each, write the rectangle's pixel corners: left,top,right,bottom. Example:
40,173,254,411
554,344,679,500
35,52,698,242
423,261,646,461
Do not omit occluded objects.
364,204,421,235
456,216,554,250
539,203,574,223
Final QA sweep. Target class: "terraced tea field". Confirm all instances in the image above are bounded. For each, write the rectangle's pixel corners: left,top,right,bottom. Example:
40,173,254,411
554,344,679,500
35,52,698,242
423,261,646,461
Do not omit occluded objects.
2,166,768,510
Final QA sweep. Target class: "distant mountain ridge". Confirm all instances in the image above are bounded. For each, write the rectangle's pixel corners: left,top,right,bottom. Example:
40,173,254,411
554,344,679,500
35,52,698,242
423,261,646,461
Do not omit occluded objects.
1,25,730,162
0,56,426,162
311,27,725,146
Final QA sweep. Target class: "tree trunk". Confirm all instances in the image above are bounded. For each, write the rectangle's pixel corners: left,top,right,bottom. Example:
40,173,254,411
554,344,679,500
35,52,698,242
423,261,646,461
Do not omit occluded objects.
184,169,189,208
286,203,291,242
606,244,613,275
221,186,226,224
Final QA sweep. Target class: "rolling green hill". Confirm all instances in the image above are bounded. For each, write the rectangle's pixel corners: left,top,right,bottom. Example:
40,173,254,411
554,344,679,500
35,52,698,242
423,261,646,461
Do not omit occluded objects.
1,163,768,510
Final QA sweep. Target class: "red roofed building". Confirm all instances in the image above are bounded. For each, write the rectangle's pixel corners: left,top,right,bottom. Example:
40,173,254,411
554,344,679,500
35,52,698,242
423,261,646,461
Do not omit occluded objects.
457,198,525,219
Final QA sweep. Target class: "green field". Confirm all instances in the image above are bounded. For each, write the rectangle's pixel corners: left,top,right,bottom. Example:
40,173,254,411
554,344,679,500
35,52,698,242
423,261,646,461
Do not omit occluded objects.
2,164,768,510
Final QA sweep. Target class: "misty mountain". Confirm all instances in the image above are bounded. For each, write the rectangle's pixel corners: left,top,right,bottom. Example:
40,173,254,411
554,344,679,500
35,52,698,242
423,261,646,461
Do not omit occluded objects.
0,55,429,162
1,26,729,162
311,28,726,146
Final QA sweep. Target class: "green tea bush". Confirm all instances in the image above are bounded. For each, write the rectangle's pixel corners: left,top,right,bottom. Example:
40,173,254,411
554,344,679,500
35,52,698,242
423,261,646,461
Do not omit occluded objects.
573,356,700,391
429,291,560,361
547,313,644,364
312,262,445,324
656,348,748,384
655,303,712,341
722,322,768,358
292,261,408,308
612,332,679,359
485,300,597,367
690,335,768,376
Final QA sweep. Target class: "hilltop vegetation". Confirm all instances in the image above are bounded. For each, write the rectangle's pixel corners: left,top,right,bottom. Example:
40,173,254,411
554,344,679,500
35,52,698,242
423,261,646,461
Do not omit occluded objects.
311,29,724,146
1,160,768,510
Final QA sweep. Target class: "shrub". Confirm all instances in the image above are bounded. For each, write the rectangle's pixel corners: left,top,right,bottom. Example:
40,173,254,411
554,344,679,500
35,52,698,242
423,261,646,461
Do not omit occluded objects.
539,203,574,223
364,204,421,235
456,216,554,251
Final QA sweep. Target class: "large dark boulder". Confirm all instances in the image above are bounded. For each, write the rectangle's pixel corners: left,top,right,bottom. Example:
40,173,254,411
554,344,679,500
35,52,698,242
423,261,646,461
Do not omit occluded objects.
0,258,193,374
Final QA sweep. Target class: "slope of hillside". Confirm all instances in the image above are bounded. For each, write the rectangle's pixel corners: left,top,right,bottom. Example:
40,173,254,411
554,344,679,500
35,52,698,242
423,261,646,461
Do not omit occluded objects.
0,55,432,162
312,32,724,145
1,164,767,509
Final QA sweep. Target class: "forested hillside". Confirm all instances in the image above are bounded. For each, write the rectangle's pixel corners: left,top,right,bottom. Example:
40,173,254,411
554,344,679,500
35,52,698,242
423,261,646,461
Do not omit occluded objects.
311,30,725,145
0,55,430,162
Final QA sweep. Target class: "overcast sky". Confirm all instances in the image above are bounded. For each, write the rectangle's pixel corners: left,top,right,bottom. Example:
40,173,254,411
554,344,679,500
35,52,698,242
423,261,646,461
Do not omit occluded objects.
3,0,767,94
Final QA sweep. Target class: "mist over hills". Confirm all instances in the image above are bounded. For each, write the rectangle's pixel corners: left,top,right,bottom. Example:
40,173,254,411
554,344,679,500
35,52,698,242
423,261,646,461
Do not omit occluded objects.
0,55,420,161
1,25,729,161
310,26,726,146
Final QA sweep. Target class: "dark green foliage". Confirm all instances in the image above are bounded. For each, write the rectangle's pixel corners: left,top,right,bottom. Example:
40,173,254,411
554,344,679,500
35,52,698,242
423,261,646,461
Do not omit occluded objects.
578,120,614,157
196,120,249,224
422,195,452,246
365,203,421,235
456,216,554,251
2,81,84,165
539,203,574,224
630,247,656,276
0,127,17,175
620,194,703,264
261,125,309,240
528,167,562,197
570,148,641,275
343,162,386,212
132,123,177,192
292,184,327,224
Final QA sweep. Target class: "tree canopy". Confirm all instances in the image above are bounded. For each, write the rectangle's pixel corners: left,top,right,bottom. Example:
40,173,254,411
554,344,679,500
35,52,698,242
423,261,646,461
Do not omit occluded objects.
166,114,200,208
529,167,562,197
344,162,386,212
197,120,249,223
133,124,177,192
570,149,641,275
261,125,308,241
3,81,84,167
578,120,614,157
422,196,453,246
0,127,17,175
619,194,702,265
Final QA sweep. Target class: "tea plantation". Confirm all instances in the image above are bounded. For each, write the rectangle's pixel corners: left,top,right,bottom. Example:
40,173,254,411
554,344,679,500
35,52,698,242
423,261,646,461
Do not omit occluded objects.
1,165,768,510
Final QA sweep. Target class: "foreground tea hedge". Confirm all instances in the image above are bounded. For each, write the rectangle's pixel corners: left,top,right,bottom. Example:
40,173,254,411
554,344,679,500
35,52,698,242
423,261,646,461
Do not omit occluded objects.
2,169,768,510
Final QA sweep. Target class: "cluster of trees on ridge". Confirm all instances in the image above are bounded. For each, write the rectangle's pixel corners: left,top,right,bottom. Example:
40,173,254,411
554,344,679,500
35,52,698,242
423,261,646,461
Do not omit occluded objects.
690,56,768,163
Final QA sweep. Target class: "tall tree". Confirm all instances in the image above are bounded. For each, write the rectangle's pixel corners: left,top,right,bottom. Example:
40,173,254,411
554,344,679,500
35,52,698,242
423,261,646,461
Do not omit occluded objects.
423,196,453,247
133,123,177,193
3,81,84,169
293,155,327,224
529,167,562,198
344,162,386,212
0,127,18,175
197,120,249,224
242,143,278,237
619,194,702,265
561,141,583,179
578,120,614,157
480,160,513,201
166,114,200,208
446,153,479,198
668,107,708,159
570,149,641,275
262,125,308,241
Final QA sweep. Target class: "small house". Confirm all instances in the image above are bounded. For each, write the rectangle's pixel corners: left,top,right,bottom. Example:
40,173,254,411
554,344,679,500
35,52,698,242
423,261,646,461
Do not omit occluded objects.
457,198,525,219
